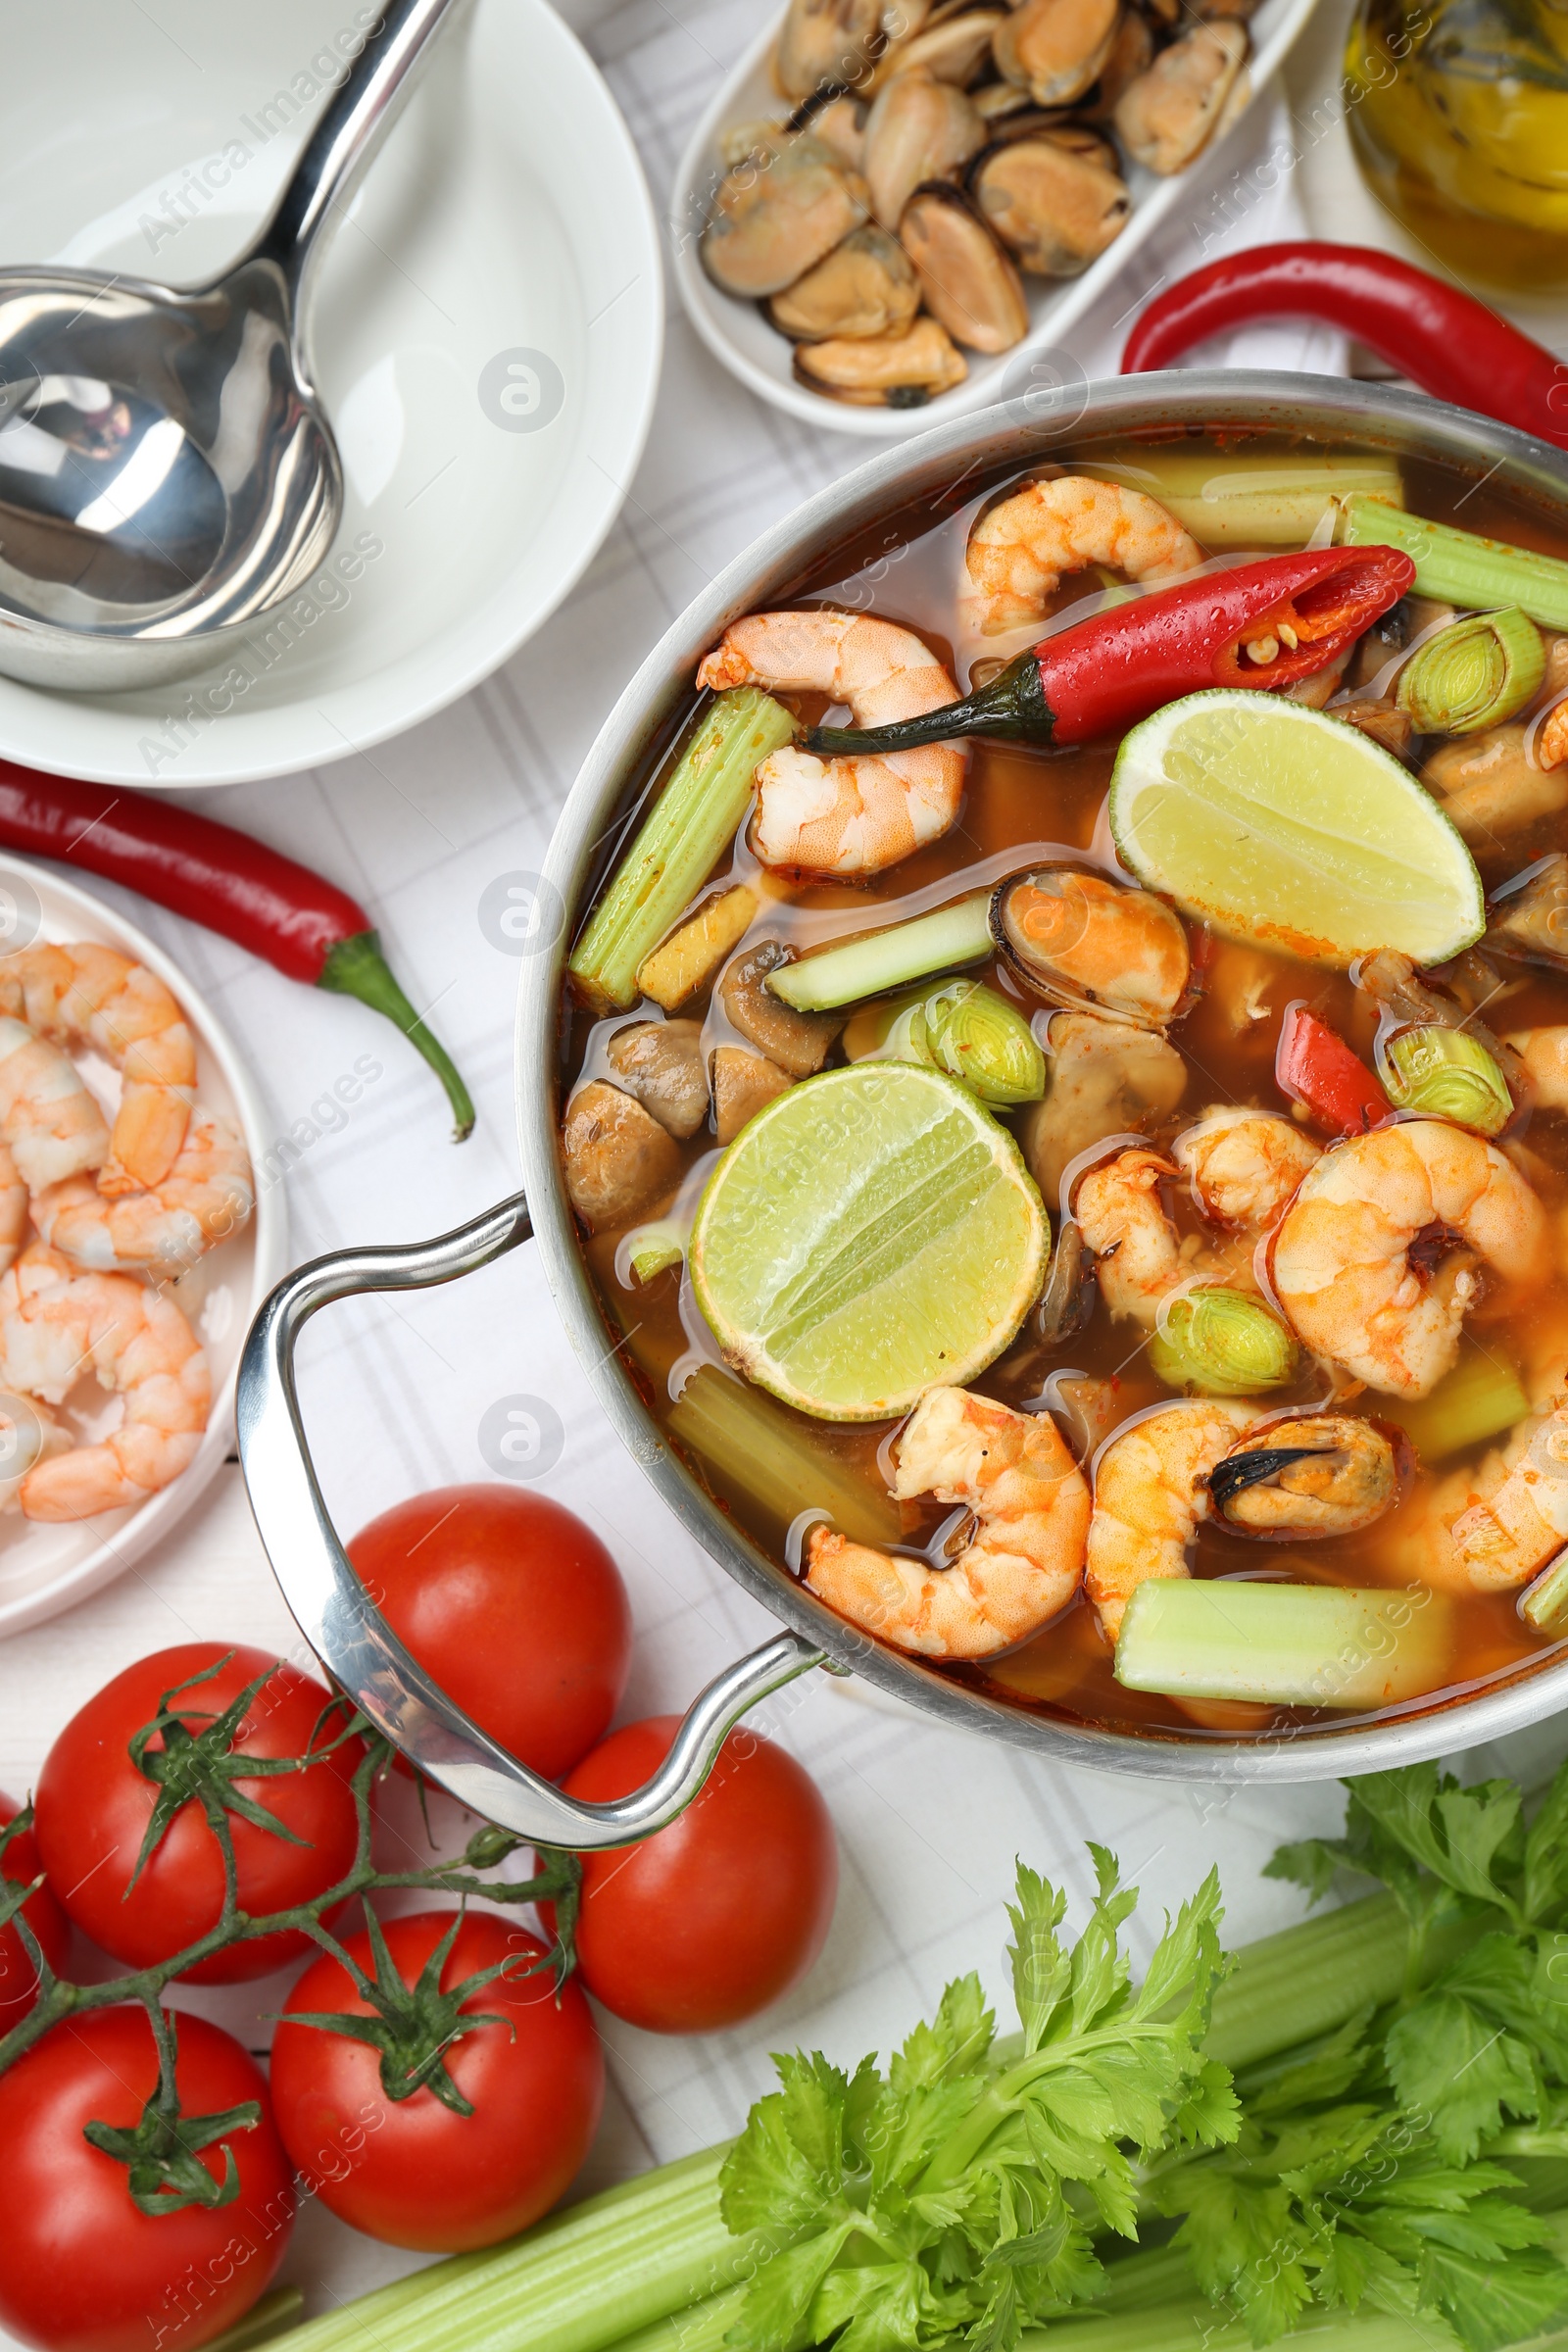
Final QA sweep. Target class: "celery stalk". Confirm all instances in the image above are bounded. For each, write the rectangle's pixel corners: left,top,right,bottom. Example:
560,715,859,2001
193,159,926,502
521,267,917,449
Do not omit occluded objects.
666,1363,901,1547
1524,1548,1568,1635
568,691,795,1013
202,2292,304,2352
1083,453,1404,547
1339,495,1568,629
599,2287,749,2352
767,893,994,1012
1114,1580,1454,1708
1381,1348,1529,1461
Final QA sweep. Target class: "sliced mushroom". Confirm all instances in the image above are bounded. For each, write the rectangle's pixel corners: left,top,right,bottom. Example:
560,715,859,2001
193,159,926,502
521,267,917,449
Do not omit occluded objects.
776,0,884,101
1336,699,1415,761
1079,6,1152,113
869,8,1006,87
993,864,1191,1026
971,134,1128,274
1113,21,1249,174
719,942,845,1074
564,1081,683,1232
862,71,986,227
702,135,869,299
900,183,1029,353
769,222,921,339
711,1047,793,1144
794,315,968,403
604,1020,709,1139
994,0,1121,106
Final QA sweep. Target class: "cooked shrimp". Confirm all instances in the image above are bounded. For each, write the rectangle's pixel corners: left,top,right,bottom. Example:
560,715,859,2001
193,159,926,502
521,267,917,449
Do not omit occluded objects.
0,943,196,1193
1174,1105,1320,1231
1505,1027,1568,1112
1086,1398,1261,1639
962,474,1200,636
0,1392,68,1509
1075,1148,1188,1325
0,1142,28,1278
33,1113,255,1274
1396,1396,1568,1594
0,1244,210,1519
1543,700,1568,771
1270,1119,1549,1399
1017,1012,1187,1202
803,1385,1089,1658
696,610,966,876
0,1015,109,1193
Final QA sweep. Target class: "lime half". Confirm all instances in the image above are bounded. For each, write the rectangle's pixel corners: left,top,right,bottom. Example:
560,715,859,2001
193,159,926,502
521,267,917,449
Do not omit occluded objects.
1109,689,1485,965
688,1063,1048,1421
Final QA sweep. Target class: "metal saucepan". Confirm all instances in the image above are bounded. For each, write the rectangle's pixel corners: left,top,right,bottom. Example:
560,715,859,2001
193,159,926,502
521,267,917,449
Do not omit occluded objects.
237,371,1568,1841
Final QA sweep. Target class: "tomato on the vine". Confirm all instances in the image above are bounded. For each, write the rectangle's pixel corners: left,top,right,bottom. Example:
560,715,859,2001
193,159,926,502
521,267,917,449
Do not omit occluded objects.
556,1716,837,2034
1,1793,68,2029
269,1909,603,2251
34,1644,364,1984
346,1486,631,1781
0,2006,293,2352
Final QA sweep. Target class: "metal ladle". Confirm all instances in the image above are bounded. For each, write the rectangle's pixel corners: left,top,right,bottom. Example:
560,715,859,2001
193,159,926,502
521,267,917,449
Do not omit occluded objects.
0,0,466,694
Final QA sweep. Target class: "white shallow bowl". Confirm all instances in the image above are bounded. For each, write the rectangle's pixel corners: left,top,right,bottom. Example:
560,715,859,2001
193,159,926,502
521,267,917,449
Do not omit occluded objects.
0,0,662,787
0,857,286,1635
672,0,1317,438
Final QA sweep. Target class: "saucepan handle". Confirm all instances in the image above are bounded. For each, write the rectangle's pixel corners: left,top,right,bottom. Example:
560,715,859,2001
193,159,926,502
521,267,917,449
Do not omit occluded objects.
235,1193,826,1847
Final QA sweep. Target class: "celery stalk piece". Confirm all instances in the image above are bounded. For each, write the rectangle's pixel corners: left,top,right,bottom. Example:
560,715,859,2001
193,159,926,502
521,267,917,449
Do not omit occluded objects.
201,2292,304,2352
1382,1348,1528,1461
666,1363,901,1547
568,690,796,1013
1083,453,1404,547
1524,1548,1568,1636
767,892,994,1011
622,1219,686,1283
1339,494,1568,630
1114,1579,1454,1707
604,2286,749,2352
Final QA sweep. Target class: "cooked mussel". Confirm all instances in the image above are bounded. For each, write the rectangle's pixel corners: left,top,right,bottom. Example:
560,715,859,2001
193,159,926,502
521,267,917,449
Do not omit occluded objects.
994,0,1121,106
1113,21,1249,173
794,315,968,403
899,183,1029,352
769,222,921,339
970,133,1129,274
702,134,869,298
868,7,1006,87
776,0,884,101
862,71,986,227
1208,1415,1402,1539
804,91,869,165
1079,8,1153,115
992,864,1191,1025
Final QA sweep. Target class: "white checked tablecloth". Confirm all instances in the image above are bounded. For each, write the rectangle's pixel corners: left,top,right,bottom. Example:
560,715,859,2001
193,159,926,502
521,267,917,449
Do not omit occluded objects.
2,0,1566,2324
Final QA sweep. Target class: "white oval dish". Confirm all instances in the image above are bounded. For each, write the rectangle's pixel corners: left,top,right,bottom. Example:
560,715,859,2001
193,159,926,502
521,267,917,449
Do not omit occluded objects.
0,0,662,788
671,0,1317,438
0,856,287,1635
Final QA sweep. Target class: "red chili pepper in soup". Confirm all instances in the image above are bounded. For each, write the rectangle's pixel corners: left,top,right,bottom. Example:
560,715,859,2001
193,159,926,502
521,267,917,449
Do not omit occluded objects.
804,547,1415,755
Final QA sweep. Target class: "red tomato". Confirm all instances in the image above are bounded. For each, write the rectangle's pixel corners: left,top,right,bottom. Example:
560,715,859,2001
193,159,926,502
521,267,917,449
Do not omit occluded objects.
0,2005,293,2352
346,1485,631,1780
1,1792,69,2028
557,1716,837,2034
34,1644,364,1984
269,1909,603,2251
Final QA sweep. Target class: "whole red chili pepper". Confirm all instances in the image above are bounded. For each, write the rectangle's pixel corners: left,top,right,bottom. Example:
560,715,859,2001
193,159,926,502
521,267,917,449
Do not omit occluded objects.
806,546,1414,754
1120,243,1568,455
0,763,474,1139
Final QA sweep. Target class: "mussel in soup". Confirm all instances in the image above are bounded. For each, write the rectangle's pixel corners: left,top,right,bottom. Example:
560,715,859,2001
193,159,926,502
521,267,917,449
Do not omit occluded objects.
992,865,1191,1024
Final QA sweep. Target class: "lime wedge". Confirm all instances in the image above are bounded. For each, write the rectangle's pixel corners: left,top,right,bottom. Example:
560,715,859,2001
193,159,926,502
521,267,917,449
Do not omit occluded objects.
688,1063,1048,1421
1108,689,1485,965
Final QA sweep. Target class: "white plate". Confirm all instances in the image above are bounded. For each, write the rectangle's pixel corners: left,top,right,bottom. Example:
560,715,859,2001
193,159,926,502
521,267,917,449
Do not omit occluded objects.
0,857,287,1635
0,0,662,787
671,0,1317,438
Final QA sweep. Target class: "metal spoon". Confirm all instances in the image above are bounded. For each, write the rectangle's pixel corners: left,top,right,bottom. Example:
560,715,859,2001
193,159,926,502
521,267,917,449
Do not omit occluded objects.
0,0,466,694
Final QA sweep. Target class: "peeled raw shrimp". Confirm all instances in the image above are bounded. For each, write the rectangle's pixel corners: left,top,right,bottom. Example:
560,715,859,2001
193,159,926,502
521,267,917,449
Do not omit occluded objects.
697,610,966,876
1173,1106,1321,1232
1086,1398,1261,1640
0,1244,210,1519
804,1385,1090,1658
1270,1120,1549,1399
1396,1396,1568,1594
32,1114,255,1275
962,475,1200,636
0,943,196,1193
0,1015,109,1193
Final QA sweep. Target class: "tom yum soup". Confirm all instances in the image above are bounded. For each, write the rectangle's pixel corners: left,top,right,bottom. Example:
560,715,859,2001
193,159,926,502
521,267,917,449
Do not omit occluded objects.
559,438,1568,1739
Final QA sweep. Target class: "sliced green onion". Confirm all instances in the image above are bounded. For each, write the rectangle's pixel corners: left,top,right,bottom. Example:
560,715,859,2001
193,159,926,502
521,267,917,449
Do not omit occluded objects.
1382,1347,1529,1461
1082,454,1405,547
1113,1579,1454,1707
1524,1549,1568,1636
621,1220,687,1283
568,690,796,1013
861,978,1045,1104
767,892,993,1011
1150,1287,1298,1396
1378,1023,1513,1134
666,1363,900,1547
1396,609,1545,735
1339,495,1568,631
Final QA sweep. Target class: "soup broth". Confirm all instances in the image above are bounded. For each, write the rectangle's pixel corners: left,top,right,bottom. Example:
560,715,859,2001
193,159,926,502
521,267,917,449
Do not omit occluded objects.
560,426,1568,1742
